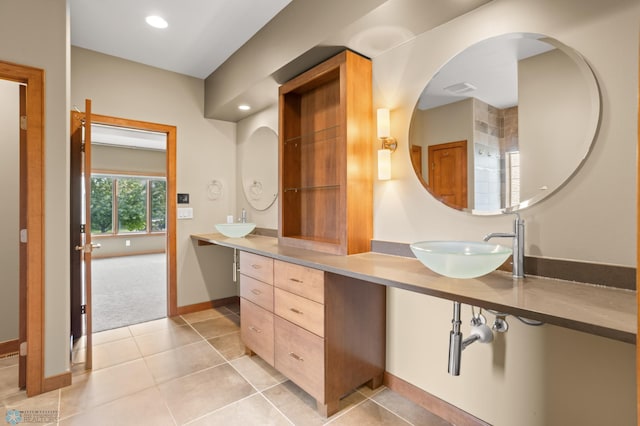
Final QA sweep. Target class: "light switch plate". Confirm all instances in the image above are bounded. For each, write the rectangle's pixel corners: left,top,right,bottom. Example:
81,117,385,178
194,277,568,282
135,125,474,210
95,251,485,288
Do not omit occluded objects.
177,207,193,219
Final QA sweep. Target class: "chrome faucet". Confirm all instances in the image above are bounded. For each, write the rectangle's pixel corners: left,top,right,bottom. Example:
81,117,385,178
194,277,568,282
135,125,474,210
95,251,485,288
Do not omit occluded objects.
240,208,247,223
483,213,525,279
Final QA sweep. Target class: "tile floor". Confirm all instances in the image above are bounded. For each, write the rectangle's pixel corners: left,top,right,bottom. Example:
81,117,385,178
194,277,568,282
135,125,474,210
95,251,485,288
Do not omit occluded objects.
0,303,452,425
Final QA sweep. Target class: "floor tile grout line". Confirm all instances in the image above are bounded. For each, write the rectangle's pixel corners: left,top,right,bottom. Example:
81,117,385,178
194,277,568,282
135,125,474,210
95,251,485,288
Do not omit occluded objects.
255,392,296,426
181,391,261,425
223,355,298,425
367,396,417,426
322,394,373,426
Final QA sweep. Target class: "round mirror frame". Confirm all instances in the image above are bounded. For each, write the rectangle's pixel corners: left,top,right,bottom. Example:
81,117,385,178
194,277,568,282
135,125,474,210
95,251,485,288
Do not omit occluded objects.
409,33,601,215
241,126,279,211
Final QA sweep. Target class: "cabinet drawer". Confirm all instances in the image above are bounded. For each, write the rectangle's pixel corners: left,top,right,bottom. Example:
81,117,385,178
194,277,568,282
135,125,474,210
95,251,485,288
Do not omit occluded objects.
274,260,324,303
240,252,273,284
240,275,273,311
240,298,274,366
274,317,324,402
274,288,324,337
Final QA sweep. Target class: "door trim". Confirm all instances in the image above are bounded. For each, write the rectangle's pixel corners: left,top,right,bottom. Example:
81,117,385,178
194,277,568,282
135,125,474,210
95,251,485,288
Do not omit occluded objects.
0,60,45,396
86,113,178,317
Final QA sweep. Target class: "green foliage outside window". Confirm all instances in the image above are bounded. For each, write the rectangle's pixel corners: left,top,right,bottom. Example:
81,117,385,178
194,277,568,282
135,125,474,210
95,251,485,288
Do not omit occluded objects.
90,175,166,235
118,178,147,232
90,177,113,233
151,180,167,231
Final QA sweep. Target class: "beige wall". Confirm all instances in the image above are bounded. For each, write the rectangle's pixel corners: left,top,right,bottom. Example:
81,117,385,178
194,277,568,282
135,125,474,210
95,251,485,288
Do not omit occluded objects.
0,80,20,343
70,47,237,310
519,48,595,202
92,145,166,175
0,0,70,377
373,0,637,424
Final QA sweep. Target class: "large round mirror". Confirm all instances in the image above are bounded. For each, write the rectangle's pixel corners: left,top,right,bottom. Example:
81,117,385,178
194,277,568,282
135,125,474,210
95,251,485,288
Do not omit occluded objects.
409,33,600,214
241,126,278,211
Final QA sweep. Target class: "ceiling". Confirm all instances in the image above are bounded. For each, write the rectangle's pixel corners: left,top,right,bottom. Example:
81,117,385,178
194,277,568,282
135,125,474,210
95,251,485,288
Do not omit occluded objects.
70,0,291,79
70,0,493,122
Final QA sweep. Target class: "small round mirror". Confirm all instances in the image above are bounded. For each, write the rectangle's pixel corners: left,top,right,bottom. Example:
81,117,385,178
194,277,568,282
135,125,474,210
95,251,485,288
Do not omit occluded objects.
409,33,600,214
241,126,278,211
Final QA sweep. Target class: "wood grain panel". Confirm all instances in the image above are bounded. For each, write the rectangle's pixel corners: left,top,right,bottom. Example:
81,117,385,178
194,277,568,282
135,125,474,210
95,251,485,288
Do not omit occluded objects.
274,260,324,303
240,275,274,311
278,50,372,255
274,288,324,338
274,316,325,401
240,298,274,366
324,272,386,402
239,251,274,284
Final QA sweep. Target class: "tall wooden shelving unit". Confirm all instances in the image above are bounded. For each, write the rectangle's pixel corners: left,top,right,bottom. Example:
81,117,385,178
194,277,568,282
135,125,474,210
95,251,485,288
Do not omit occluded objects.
278,50,373,255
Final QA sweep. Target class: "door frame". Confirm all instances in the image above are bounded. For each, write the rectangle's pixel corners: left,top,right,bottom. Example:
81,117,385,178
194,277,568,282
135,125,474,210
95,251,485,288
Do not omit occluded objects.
71,113,178,345
0,60,45,396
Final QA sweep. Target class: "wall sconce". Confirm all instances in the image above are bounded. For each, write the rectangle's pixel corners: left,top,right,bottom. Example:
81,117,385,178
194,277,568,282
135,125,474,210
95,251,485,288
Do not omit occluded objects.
377,108,397,180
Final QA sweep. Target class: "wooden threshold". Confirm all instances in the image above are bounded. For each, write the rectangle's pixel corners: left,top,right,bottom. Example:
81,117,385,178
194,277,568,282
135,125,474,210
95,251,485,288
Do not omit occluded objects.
175,296,240,316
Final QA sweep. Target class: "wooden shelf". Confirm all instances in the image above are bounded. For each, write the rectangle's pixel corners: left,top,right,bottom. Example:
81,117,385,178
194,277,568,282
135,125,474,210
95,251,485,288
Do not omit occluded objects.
278,50,373,255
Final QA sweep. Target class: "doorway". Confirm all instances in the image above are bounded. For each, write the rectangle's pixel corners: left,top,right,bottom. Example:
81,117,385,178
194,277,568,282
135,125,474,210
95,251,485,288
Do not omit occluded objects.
0,60,45,396
70,109,177,370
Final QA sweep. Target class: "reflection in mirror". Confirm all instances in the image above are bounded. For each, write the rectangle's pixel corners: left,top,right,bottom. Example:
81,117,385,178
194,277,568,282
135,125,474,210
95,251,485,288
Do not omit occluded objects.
409,33,600,214
241,126,278,211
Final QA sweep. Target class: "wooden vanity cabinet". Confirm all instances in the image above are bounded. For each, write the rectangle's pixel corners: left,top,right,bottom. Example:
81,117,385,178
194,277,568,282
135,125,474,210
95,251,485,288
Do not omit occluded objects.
273,260,386,417
240,252,385,417
239,252,275,365
278,49,373,255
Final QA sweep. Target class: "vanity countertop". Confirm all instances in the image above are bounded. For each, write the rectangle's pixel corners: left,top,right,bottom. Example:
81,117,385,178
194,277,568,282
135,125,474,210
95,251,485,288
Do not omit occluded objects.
191,233,636,344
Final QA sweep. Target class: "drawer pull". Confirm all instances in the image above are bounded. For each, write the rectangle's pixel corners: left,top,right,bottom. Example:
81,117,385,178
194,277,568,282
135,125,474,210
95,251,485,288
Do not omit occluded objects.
248,326,262,333
290,278,303,283
289,308,303,315
251,264,262,269
289,352,304,362
251,289,262,295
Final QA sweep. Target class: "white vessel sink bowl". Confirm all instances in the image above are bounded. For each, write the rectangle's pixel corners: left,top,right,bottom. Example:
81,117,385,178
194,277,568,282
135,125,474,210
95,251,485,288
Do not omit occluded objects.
215,223,256,238
410,241,512,279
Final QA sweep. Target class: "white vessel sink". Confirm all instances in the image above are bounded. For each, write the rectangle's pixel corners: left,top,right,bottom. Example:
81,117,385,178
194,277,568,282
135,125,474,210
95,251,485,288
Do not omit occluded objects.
410,241,512,279
215,223,256,238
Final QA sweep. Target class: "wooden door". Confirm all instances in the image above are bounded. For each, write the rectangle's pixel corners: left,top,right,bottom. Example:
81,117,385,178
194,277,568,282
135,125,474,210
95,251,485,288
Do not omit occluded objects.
70,99,95,369
411,145,423,177
428,140,468,209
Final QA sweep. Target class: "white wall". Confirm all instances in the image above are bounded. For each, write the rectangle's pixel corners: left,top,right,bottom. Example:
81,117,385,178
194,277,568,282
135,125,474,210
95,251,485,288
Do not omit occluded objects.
71,47,237,309
0,0,70,377
0,80,20,344
373,0,637,424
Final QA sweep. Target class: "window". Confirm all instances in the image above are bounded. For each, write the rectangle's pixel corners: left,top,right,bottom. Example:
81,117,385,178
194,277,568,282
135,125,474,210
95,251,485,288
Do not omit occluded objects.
505,151,520,208
91,174,166,235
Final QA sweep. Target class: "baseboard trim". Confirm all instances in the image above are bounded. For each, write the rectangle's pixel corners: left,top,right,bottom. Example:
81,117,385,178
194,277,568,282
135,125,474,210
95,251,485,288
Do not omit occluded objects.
175,296,239,316
383,372,490,426
0,339,19,357
43,371,72,393
92,249,166,260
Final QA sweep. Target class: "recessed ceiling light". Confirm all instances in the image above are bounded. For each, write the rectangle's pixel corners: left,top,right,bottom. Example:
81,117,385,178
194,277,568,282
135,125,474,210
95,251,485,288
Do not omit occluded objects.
146,15,168,29
238,104,251,111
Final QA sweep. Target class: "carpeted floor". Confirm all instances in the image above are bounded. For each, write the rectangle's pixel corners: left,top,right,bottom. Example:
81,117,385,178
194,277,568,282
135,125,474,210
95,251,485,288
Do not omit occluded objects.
91,253,167,332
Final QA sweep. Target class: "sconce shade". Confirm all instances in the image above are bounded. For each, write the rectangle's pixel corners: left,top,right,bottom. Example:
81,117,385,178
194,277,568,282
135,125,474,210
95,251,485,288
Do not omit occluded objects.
377,108,390,139
378,148,391,180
